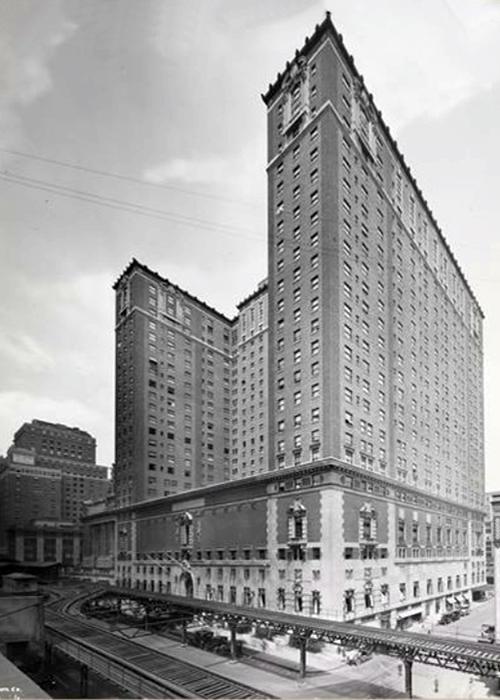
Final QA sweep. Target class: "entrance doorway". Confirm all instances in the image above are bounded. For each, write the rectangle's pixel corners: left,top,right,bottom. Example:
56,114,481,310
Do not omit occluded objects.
180,572,194,598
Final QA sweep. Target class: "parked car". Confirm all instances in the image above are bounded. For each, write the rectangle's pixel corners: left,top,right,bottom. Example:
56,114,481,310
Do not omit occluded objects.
288,633,324,653
478,624,495,644
437,613,453,625
345,648,373,665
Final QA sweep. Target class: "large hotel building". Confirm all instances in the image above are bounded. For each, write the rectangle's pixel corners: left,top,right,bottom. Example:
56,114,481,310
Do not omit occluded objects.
84,13,486,628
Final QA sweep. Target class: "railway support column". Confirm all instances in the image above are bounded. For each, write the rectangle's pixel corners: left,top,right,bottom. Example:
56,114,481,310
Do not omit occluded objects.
229,624,238,661
44,642,52,670
404,659,413,698
299,638,307,678
79,663,89,698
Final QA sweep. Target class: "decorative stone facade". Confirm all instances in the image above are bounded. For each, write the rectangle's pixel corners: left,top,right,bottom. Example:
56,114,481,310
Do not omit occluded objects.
82,458,484,628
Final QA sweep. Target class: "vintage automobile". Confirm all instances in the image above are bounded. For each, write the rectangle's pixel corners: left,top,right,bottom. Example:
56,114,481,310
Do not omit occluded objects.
478,624,495,644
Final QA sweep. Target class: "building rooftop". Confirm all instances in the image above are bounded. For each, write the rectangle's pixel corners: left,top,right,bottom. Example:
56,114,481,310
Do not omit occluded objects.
262,11,483,318
237,278,268,310
15,419,95,441
86,456,485,522
113,258,234,324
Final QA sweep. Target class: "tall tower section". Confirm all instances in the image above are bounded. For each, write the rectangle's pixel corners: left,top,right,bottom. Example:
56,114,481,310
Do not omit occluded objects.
113,259,232,506
263,13,484,512
264,13,366,471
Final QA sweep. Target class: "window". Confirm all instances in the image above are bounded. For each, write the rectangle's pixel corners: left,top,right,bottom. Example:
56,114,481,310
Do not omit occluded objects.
311,590,321,615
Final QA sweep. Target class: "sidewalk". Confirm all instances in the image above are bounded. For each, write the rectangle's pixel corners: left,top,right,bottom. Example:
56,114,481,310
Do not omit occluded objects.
113,625,395,698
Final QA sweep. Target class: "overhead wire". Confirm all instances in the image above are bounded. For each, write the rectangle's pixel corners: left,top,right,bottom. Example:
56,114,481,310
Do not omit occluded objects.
0,146,258,208
2,166,491,290
0,171,263,242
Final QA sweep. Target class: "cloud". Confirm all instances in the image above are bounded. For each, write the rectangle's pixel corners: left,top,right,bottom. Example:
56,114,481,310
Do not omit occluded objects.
0,332,54,371
143,138,266,203
145,155,234,186
322,0,500,130
0,1,76,151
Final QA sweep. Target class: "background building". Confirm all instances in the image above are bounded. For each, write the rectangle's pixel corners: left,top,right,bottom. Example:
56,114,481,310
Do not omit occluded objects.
0,421,109,568
7,521,81,569
12,419,109,524
14,419,96,465
0,446,62,554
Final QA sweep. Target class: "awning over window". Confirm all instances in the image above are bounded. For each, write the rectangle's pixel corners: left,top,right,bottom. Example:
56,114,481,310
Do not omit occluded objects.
397,605,423,620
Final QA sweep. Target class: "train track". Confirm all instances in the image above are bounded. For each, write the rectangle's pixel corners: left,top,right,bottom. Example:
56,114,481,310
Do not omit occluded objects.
46,607,274,699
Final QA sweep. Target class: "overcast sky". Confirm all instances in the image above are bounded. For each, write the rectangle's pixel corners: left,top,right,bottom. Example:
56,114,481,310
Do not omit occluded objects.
1,0,499,489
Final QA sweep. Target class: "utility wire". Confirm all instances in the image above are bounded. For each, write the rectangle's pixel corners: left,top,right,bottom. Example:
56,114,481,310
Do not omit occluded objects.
0,600,41,622
0,146,257,208
0,171,263,242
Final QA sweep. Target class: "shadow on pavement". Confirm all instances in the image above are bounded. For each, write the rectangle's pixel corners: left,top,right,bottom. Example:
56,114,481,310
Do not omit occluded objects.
313,679,405,698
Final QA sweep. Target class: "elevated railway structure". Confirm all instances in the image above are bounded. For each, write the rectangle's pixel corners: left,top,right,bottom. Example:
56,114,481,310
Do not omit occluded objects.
44,595,274,699
80,586,500,698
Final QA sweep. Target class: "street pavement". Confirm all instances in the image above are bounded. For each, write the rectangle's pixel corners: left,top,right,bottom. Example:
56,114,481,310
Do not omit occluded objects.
348,596,498,699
